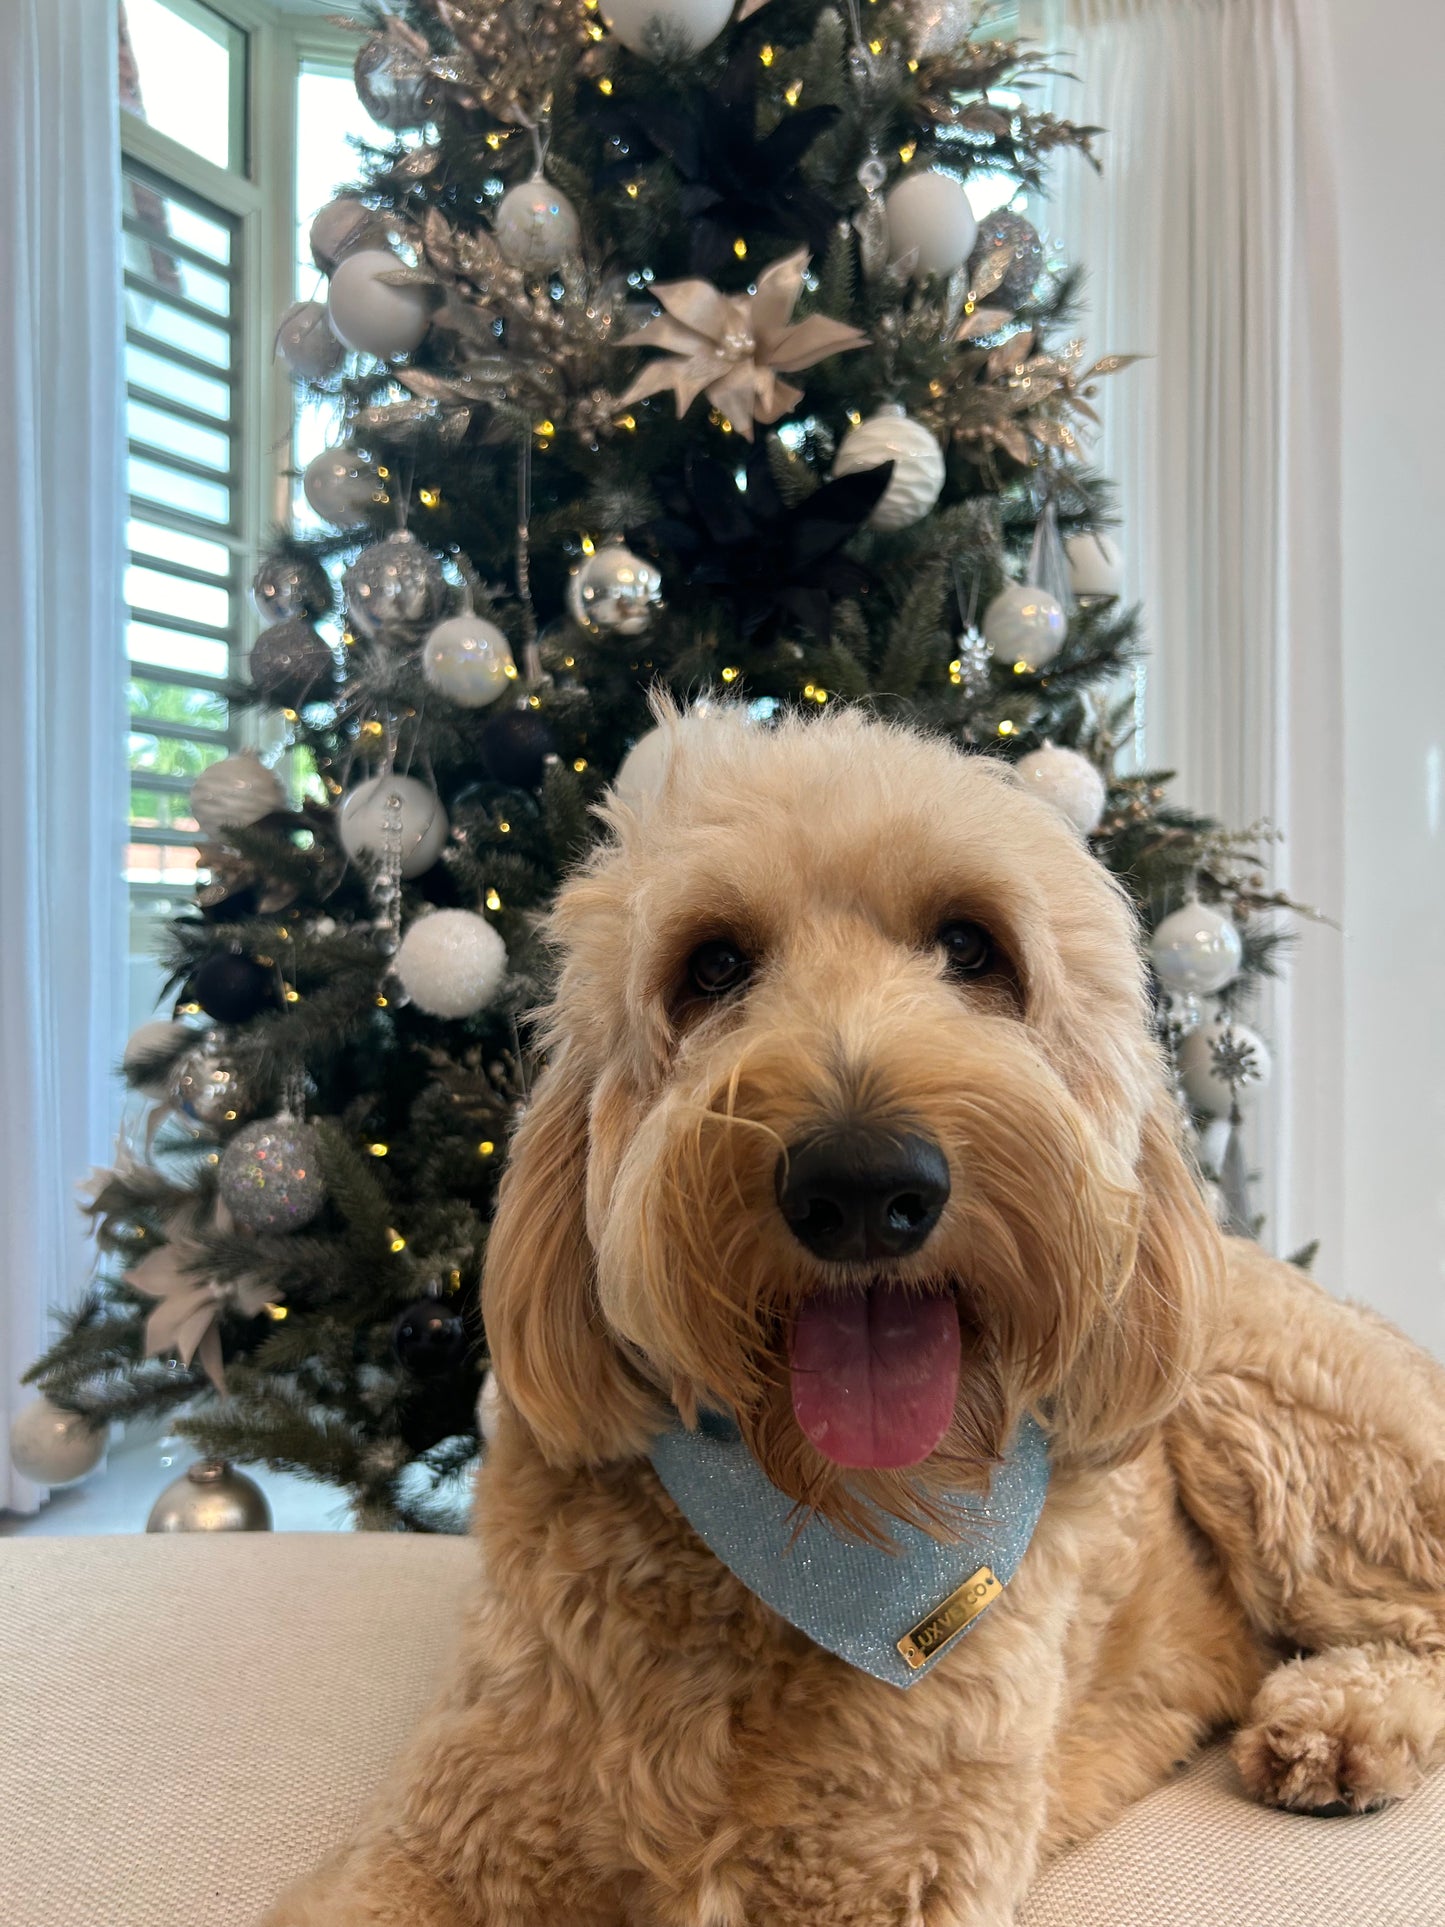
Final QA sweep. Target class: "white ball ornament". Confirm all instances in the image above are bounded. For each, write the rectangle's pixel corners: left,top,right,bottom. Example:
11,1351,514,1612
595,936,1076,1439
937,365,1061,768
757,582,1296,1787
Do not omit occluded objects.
123,1018,191,1100
274,300,346,381
494,176,582,273
983,582,1068,670
613,726,673,808
1150,899,1243,999
339,774,450,880
885,169,978,278
601,0,734,56
832,407,946,533
1065,531,1125,606
9,1397,108,1488
326,248,431,359
1015,744,1107,836
567,542,663,634
395,909,508,1019
302,448,383,529
309,196,382,272
190,754,286,841
1177,1020,1272,1119
422,615,516,709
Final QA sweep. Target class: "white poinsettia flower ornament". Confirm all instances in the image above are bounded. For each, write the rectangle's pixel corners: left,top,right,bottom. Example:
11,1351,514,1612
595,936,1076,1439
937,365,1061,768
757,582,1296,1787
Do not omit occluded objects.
615,249,868,441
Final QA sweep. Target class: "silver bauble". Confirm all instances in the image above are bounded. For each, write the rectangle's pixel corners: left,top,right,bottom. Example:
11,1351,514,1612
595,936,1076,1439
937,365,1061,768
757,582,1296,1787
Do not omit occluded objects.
567,543,662,635
422,614,516,708
168,1046,256,1133
1150,900,1243,999
494,177,582,273
251,552,333,626
354,34,438,131
394,909,508,1019
274,299,346,380
1014,744,1107,836
146,1459,273,1533
969,209,1044,310
601,0,734,55
327,247,432,359
832,407,947,532
338,773,450,879
983,582,1068,670
190,754,286,841
219,1118,326,1233
885,169,978,278
1177,1019,1272,1120
123,1018,191,1100
302,447,384,529
248,617,337,709
9,1396,108,1488
309,196,384,272
343,531,449,643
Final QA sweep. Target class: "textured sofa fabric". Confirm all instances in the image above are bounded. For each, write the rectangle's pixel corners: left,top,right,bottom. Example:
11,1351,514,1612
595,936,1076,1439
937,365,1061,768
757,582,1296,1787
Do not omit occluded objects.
2,1535,1442,1926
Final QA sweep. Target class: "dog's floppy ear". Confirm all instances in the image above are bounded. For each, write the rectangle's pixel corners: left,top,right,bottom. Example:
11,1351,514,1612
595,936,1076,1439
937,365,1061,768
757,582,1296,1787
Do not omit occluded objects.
1051,1096,1221,1465
483,1044,656,1467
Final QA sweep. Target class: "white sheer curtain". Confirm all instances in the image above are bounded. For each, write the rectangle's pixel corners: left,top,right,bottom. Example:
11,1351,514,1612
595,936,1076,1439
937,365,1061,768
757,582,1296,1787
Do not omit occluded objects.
1037,0,1345,1268
0,1,128,1509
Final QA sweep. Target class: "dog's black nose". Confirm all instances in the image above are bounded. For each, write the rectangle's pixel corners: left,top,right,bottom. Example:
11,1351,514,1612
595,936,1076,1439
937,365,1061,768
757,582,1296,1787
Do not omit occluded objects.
776,1129,950,1263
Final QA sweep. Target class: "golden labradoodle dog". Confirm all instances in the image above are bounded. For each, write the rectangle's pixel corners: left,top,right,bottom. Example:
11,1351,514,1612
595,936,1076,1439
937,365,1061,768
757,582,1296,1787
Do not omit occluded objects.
268,708,1445,1927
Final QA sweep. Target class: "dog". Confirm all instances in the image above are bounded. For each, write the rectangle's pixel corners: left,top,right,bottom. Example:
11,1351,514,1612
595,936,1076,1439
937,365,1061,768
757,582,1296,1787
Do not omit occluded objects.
266,706,1445,1927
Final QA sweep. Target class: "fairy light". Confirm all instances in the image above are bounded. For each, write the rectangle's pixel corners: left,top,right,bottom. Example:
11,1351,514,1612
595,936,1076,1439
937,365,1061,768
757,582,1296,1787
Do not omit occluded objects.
419,487,441,507
804,682,816,697
899,141,916,164
847,408,862,426
784,80,803,106
504,661,519,678
388,1229,407,1254
485,888,502,911
1013,660,1031,676
266,1305,288,1321
997,719,1016,737
948,658,963,684
375,993,389,1008
361,718,384,740
179,1001,201,1015
527,693,542,709
868,37,884,55
282,706,298,722
760,43,774,64
720,665,740,683
733,237,748,259
535,419,555,439
485,131,506,151
562,655,575,669
376,465,390,480
598,76,613,94
615,413,637,431
497,819,511,833
626,181,639,198
368,1142,389,1157
581,534,596,555
812,687,829,704
573,757,588,773
284,985,301,1004
478,1140,496,1157
908,57,919,71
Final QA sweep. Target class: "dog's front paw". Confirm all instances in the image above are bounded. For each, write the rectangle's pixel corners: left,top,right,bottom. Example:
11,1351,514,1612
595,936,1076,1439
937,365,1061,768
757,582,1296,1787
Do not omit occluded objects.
1233,1646,1440,1816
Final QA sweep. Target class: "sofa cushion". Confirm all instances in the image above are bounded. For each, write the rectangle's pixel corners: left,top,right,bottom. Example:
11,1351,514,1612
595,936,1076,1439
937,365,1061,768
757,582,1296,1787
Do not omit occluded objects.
0,1534,1440,1926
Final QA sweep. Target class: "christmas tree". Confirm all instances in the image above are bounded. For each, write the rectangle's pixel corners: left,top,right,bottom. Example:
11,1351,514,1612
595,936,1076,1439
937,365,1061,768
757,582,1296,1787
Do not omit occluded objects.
18,0,1293,1529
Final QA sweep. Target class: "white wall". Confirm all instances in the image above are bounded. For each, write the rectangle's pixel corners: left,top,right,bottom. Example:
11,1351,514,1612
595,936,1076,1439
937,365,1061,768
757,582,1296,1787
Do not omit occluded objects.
1323,0,1445,1355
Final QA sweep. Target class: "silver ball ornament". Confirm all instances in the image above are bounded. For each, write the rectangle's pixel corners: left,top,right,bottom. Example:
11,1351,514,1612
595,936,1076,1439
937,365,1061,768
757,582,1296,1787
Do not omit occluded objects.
123,1018,191,1100
422,614,516,708
274,299,345,380
219,1118,326,1233
969,209,1044,310
567,542,663,635
146,1459,272,1533
1150,900,1243,999
338,773,450,879
190,754,286,842
1014,744,1107,836
1065,531,1125,607
353,34,438,131
327,248,432,359
343,531,449,644
248,617,337,709
251,552,333,626
832,407,946,532
9,1397,108,1488
1177,1019,1272,1119
983,583,1068,670
601,0,734,56
395,909,508,1019
494,176,581,273
302,448,384,529
885,169,978,278
168,1046,256,1133
309,196,382,272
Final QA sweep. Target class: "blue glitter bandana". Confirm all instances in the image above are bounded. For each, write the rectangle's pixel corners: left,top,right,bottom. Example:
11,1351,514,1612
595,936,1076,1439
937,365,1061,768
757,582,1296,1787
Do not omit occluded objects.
649,1413,1050,1690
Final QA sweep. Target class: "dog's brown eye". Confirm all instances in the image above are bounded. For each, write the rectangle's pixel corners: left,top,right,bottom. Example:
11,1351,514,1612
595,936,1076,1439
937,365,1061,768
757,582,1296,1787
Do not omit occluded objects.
687,939,751,998
937,920,994,978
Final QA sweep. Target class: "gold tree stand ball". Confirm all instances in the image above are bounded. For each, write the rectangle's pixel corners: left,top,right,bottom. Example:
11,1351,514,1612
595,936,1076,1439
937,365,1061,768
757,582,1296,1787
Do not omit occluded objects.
146,1460,273,1533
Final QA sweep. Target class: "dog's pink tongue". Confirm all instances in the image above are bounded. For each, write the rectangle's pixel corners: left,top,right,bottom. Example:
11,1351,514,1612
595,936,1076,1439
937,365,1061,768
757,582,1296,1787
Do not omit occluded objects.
789,1286,960,1469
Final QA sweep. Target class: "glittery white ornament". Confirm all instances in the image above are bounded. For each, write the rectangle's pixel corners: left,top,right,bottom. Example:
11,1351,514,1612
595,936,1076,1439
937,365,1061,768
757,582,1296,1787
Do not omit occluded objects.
9,1397,108,1488
123,1019,191,1100
494,176,582,272
601,0,734,56
343,531,449,643
1150,900,1243,999
1177,1019,1272,1118
302,448,383,528
983,583,1068,670
395,909,508,1019
422,614,516,708
274,299,346,380
219,1118,326,1232
832,407,946,532
567,542,663,634
190,754,286,841
339,774,450,880
1015,744,1107,835
885,170,978,278
326,248,431,359
1064,531,1125,606
309,196,381,272
353,33,437,130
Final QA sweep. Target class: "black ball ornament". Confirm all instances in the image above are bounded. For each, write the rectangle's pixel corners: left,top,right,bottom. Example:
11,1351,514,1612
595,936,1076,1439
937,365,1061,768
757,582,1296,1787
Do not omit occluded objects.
190,952,281,1025
480,709,557,790
392,1299,469,1379
248,617,337,708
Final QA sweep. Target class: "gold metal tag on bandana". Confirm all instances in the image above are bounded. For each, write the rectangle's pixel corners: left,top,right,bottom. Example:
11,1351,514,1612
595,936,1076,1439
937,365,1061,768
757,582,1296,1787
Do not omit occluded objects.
896,1566,1003,1670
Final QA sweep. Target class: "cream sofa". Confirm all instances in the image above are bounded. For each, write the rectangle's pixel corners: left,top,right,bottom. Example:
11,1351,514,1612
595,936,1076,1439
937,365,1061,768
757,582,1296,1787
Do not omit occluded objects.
3,1534,1442,1926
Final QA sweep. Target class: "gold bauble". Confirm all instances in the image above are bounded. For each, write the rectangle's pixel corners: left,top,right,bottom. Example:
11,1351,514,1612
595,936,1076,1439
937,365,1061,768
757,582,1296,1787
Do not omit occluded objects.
145,1459,273,1533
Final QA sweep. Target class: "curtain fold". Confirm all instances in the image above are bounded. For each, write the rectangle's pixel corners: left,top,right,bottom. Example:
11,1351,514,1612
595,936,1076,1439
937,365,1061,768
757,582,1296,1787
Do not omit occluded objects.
0,1,128,1509
1042,0,1344,1268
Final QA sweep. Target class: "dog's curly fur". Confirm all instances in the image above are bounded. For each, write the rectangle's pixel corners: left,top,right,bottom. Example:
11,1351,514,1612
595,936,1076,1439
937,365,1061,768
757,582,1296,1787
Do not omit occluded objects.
265,708,1445,1927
